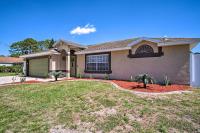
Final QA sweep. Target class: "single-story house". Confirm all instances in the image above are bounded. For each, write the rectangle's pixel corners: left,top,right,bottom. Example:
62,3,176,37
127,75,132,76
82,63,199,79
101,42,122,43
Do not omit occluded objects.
0,57,23,66
20,37,200,85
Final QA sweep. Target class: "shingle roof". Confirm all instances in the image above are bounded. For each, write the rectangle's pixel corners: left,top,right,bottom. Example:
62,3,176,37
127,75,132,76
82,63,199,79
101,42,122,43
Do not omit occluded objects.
76,38,200,54
85,38,137,51
0,57,23,63
54,40,87,49
20,49,61,58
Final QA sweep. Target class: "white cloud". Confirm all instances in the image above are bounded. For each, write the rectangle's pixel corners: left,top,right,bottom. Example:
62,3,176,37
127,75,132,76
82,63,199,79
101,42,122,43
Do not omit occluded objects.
70,24,96,35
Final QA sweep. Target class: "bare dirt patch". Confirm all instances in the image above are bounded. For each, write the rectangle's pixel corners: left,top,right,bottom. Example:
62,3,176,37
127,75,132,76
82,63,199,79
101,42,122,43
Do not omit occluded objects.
91,108,117,117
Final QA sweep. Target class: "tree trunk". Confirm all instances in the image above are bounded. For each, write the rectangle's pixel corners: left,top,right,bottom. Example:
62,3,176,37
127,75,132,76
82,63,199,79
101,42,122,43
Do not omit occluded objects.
144,83,147,88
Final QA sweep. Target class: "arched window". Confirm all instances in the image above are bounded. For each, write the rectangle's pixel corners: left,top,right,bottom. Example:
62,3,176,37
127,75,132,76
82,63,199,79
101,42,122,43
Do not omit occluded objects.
135,45,154,55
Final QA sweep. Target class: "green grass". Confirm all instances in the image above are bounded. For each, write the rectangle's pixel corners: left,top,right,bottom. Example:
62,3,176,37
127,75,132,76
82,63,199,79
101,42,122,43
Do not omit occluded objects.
0,81,199,132
0,72,17,77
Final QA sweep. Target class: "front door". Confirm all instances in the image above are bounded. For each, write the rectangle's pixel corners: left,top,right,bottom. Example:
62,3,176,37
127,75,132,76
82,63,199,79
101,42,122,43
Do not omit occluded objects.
70,55,76,77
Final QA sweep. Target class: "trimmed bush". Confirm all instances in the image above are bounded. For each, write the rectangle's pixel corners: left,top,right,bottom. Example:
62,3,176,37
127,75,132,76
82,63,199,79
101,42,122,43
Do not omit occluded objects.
0,65,22,73
104,73,109,80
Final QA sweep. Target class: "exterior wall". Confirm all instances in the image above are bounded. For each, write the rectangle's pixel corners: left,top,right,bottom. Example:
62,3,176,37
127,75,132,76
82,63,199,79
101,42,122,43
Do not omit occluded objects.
49,43,70,77
77,44,190,84
50,43,69,71
49,54,66,71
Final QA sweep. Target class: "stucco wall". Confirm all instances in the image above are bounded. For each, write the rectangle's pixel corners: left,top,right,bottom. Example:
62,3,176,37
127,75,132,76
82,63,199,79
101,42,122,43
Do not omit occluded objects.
49,43,69,71
49,54,67,71
76,44,190,84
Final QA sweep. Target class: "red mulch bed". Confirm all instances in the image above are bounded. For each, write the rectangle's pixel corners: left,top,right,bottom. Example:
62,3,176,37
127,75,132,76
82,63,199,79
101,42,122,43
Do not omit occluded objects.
112,80,191,93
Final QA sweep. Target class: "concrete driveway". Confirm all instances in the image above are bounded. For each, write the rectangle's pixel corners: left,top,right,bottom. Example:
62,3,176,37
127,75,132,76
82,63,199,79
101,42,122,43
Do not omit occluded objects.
0,76,53,85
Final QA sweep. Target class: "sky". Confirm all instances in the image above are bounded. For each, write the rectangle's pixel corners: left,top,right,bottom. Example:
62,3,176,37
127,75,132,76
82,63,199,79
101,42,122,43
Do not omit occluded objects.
0,0,200,56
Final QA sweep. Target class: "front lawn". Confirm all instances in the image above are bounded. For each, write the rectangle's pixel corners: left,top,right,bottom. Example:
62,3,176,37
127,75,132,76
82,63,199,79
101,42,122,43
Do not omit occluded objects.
0,72,17,77
0,81,199,132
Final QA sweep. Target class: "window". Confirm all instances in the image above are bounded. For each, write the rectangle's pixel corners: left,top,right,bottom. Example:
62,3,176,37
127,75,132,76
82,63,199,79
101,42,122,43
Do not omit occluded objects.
135,45,154,55
85,53,111,73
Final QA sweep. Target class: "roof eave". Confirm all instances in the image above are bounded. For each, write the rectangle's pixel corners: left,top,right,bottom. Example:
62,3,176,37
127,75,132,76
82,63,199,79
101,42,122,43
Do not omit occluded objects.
20,51,61,58
75,47,131,55
157,42,196,47
127,37,161,47
54,39,87,49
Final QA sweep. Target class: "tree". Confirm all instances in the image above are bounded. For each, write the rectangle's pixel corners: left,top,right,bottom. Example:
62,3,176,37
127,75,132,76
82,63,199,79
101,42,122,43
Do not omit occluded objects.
9,38,55,57
38,39,55,51
9,38,38,57
134,74,155,88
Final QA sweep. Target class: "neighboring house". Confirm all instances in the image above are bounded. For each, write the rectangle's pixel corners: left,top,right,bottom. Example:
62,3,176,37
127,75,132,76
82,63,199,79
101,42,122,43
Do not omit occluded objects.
20,37,200,85
0,57,23,66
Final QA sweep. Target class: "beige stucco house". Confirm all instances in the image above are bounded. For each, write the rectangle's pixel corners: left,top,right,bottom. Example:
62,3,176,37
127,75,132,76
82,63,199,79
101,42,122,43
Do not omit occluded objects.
20,37,200,85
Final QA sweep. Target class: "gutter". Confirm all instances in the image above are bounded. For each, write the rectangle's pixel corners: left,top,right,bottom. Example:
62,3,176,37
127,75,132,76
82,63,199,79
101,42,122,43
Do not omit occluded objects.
75,47,131,55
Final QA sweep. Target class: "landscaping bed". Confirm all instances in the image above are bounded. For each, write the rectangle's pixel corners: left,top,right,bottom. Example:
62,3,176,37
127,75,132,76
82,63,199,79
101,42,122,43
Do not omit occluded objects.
7,77,191,93
112,80,191,93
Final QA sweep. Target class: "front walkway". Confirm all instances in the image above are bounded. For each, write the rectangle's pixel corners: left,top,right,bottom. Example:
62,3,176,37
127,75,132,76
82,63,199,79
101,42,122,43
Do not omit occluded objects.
0,76,52,85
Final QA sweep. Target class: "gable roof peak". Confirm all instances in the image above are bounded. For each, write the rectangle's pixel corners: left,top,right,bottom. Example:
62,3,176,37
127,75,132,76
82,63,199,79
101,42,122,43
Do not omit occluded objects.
53,39,87,49
128,37,161,47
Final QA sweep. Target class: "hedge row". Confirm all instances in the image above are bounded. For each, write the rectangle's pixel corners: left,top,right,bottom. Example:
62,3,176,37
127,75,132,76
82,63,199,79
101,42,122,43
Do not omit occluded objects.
0,65,23,73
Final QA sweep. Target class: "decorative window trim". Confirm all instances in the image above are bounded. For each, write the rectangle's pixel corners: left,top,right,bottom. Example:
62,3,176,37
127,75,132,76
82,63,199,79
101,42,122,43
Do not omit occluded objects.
135,44,154,55
128,46,164,58
84,52,112,74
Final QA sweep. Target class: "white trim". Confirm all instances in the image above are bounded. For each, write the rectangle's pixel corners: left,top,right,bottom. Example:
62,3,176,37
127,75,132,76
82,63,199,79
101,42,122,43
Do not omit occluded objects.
75,47,131,55
127,37,161,47
158,42,190,47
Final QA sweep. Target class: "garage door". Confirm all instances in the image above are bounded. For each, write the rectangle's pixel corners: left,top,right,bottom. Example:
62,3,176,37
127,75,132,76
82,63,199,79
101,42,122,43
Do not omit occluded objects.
29,58,49,77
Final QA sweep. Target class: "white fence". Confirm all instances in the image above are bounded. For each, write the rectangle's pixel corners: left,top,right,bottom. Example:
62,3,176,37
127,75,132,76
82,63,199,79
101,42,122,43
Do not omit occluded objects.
190,53,200,87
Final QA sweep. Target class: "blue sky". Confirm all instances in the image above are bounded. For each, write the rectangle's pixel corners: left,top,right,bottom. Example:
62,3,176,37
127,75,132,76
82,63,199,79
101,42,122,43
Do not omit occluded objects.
0,0,200,55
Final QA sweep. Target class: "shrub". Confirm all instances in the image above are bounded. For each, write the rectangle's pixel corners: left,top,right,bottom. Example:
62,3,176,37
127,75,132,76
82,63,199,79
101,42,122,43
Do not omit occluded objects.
12,76,17,82
0,65,22,73
164,75,171,86
130,75,134,82
13,65,23,73
134,74,154,88
20,77,26,82
77,73,82,78
89,74,93,79
104,73,109,80
49,71,65,81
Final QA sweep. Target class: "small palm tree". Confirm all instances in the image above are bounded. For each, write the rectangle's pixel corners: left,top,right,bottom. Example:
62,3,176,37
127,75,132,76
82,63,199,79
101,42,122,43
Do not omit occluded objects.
49,71,65,81
134,74,154,88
